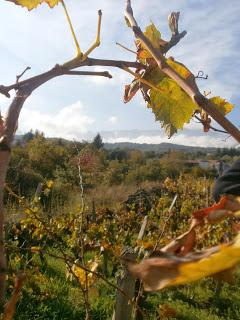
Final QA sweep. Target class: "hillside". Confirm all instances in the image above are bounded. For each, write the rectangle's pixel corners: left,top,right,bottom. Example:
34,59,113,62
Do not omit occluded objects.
104,142,218,154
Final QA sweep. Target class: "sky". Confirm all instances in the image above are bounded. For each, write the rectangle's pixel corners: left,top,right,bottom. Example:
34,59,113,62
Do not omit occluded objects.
0,0,239,147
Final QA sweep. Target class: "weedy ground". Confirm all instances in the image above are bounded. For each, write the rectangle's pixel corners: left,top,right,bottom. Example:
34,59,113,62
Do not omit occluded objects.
6,176,240,319
13,255,240,320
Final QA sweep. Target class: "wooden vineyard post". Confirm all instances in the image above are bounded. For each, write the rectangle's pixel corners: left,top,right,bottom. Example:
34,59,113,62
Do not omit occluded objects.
112,216,148,320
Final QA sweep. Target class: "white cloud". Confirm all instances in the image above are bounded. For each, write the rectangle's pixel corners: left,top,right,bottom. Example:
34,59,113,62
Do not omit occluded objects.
108,116,118,124
19,101,94,140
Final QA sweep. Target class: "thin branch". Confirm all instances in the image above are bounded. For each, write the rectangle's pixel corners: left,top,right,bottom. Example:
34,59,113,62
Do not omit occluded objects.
161,12,187,54
3,273,25,320
194,115,228,134
0,58,143,98
61,0,81,56
153,194,178,251
123,67,166,93
116,42,137,54
82,10,102,61
16,67,31,84
63,70,112,78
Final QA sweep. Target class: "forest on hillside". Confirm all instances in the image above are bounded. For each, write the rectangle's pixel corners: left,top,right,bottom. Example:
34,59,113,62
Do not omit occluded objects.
8,131,240,204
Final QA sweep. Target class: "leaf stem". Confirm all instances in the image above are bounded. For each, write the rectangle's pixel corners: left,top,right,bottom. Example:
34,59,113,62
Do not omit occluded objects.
116,42,137,54
123,67,166,93
61,0,81,56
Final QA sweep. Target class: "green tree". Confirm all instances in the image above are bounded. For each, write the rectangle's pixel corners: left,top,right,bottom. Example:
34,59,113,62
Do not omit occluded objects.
92,133,104,150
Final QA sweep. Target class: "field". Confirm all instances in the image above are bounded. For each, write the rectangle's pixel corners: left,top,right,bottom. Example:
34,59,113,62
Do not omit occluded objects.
3,135,240,319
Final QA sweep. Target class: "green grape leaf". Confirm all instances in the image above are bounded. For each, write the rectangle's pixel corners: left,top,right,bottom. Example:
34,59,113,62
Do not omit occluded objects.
149,77,196,137
143,65,166,86
144,22,162,49
209,96,234,115
6,0,61,10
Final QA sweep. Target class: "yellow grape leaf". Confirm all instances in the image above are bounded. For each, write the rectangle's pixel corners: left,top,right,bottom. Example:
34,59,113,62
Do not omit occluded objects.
145,23,162,48
6,0,61,10
137,240,155,250
71,259,99,288
167,58,192,80
209,96,234,115
149,78,196,137
136,22,166,60
24,208,32,215
46,180,54,189
128,233,240,291
31,246,40,253
173,236,240,286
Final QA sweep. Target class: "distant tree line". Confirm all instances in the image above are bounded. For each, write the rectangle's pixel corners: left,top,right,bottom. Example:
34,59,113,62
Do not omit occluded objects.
7,131,235,204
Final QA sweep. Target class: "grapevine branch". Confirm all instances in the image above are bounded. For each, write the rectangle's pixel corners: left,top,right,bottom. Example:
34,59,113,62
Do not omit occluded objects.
125,0,240,143
0,58,142,100
194,115,228,134
3,272,25,320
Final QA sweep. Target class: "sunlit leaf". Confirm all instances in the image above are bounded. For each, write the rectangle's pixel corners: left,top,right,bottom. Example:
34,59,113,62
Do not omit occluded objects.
193,196,240,223
166,58,192,80
161,229,196,255
6,0,61,10
136,22,166,60
209,96,234,115
31,246,40,253
193,196,228,219
137,240,155,250
128,233,240,291
149,78,196,137
46,180,54,189
70,259,99,288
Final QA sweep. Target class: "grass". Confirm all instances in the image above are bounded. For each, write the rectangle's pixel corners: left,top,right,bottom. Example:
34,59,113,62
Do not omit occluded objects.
11,253,240,320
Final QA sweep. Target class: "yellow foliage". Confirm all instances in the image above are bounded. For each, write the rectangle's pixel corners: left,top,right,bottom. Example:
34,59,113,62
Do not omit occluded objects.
46,180,54,189
210,96,234,115
7,0,61,10
171,234,240,286
129,233,240,291
166,58,192,80
136,22,164,60
69,259,99,288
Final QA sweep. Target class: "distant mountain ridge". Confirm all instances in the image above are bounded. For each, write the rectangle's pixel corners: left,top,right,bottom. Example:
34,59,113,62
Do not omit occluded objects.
104,142,218,154
14,133,228,154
